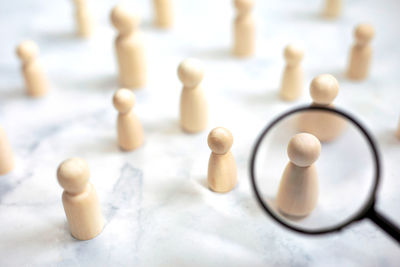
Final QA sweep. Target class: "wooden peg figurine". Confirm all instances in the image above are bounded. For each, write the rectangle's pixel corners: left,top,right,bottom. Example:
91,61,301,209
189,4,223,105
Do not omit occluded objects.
16,41,49,97
178,58,207,133
276,133,320,217
279,44,304,101
396,117,400,140
111,5,146,89
153,0,173,28
298,74,345,142
323,0,341,18
207,127,237,193
73,0,93,37
113,88,144,151
57,158,104,240
0,126,14,175
346,23,374,80
232,0,255,57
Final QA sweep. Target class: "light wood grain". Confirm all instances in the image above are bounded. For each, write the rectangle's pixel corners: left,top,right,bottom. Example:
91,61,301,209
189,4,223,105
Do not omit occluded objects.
277,133,320,217
111,4,146,89
16,41,49,97
207,127,237,193
57,158,104,241
346,24,374,80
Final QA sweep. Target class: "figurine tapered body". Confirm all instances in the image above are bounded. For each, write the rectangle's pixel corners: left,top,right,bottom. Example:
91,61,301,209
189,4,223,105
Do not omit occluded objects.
396,117,400,141
0,127,14,175
323,0,341,18
153,0,173,28
298,74,345,142
279,44,304,101
16,41,49,97
113,88,144,151
111,5,146,89
73,0,93,37
207,127,237,193
346,24,374,80
178,58,207,133
57,158,104,240
277,133,321,217
232,0,255,57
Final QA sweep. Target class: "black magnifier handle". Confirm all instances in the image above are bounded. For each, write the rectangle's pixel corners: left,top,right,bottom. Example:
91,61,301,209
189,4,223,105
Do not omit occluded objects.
366,207,400,244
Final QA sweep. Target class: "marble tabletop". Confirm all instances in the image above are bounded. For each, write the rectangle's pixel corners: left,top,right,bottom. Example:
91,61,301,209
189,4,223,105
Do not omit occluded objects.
0,0,399,266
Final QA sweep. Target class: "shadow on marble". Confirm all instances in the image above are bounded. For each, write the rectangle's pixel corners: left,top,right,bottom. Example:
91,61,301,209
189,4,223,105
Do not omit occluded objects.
152,178,207,206
185,47,231,61
231,193,267,217
140,19,169,32
54,74,118,92
235,88,280,106
39,30,79,44
143,118,182,136
194,174,208,190
375,128,399,148
96,136,121,154
291,10,327,22
73,135,120,156
0,87,26,101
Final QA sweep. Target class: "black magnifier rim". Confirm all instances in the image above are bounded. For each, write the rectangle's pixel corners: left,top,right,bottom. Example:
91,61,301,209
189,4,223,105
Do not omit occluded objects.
249,105,381,235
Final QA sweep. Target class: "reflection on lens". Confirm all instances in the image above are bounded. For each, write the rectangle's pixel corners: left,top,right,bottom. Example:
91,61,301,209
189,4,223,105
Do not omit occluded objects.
253,109,375,232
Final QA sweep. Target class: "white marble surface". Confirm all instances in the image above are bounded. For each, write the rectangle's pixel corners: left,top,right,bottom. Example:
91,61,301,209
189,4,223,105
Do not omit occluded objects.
0,0,400,266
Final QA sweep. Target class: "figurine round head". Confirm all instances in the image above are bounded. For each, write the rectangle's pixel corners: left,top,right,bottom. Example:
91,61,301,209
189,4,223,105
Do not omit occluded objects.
177,58,204,88
208,127,233,155
57,158,90,194
283,44,304,66
16,40,38,62
287,133,321,167
113,88,135,113
234,0,254,12
110,4,139,34
310,74,339,105
354,23,374,45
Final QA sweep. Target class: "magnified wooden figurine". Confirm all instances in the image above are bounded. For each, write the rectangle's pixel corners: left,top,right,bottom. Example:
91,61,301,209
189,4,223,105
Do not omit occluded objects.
276,133,321,217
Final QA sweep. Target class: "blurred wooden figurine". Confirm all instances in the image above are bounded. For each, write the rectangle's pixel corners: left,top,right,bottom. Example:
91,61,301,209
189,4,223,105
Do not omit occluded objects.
396,117,400,140
113,88,144,151
232,0,255,57
73,0,93,37
57,158,104,240
298,74,345,142
276,133,321,217
0,126,14,175
111,4,146,89
153,0,173,28
323,0,341,18
346,24,374,80
207,127,237,193
178,58,207,133
279,44,304,101
16,41,49,97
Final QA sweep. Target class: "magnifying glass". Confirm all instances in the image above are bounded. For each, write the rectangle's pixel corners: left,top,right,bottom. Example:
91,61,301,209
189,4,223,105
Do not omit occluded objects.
249,105,400,243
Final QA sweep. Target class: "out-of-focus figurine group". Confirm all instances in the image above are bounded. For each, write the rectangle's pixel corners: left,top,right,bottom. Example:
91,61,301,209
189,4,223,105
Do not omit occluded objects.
0,0,396,241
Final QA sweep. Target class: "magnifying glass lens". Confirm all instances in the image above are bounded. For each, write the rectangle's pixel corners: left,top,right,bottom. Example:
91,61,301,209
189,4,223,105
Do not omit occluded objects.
253,109,376,232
